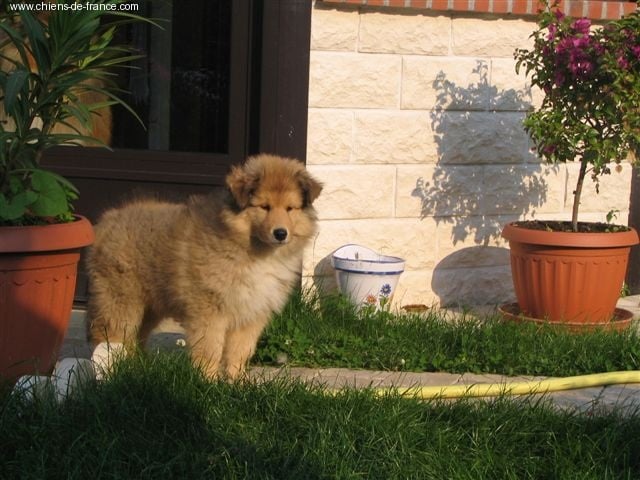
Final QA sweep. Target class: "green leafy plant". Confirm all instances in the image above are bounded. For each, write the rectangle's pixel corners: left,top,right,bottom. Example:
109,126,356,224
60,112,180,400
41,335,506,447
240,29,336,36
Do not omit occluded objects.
0,0,149,226
515,1,640,232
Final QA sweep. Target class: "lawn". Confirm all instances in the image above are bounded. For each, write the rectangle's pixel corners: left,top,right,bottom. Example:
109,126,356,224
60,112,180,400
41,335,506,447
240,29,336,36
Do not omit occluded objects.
2,351,640,479
2,291,640,478
255,291,640,377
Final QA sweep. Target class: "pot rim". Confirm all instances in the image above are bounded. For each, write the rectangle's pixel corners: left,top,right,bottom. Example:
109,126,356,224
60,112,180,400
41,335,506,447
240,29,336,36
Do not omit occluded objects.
501,221,640,248
0,215,94,253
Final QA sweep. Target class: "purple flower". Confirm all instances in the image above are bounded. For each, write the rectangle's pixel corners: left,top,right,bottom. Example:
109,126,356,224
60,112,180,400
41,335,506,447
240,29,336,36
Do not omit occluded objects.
571,18,591,35
574,36,590,49
555,37,571,55
570,59,593,77
617,55,630,70
552,32,597,80
632,45,640,60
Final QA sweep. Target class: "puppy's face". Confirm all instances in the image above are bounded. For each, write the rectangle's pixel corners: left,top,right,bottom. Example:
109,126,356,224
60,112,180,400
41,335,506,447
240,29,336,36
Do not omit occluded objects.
247,187,303,245
226,155,322,246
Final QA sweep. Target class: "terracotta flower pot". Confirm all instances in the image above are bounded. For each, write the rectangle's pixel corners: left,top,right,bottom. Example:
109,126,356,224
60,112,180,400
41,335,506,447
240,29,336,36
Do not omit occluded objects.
502,222,639,325
0,216,94,381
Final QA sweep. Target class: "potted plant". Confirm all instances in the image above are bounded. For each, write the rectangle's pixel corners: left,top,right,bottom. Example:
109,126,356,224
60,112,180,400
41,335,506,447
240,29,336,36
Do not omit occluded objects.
501,2,640,328
0,0,147,380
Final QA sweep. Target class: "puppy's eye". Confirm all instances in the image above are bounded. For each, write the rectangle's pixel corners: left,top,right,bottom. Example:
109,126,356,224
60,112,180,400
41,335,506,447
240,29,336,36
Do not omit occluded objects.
286,206,293,212
260,205,271,211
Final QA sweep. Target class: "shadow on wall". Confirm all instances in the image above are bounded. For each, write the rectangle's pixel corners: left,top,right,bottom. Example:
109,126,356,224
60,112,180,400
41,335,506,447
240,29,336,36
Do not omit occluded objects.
313,256,337,293
414,61,553,306
431,247,516,307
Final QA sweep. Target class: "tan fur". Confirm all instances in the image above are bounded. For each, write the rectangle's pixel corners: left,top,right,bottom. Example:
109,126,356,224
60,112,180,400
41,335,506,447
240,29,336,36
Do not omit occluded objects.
86,155,322,379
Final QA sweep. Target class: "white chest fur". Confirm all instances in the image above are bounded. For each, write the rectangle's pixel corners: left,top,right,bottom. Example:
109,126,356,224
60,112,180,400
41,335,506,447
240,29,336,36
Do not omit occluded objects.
213,251,301,328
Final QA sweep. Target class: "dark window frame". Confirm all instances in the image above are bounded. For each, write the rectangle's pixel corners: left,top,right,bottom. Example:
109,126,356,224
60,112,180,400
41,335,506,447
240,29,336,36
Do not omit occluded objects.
42,0,312,189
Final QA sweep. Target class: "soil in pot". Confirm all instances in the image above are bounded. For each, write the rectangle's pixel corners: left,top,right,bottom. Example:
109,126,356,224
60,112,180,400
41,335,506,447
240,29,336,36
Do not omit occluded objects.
514,220,631,234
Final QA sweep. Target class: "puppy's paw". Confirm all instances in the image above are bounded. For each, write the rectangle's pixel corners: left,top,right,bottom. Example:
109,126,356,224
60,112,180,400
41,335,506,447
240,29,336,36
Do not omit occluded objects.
91,342,126,381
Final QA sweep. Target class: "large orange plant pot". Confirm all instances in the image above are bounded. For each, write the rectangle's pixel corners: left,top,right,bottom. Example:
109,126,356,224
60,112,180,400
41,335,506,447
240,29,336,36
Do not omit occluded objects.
502,222,639,325
0,216,94,381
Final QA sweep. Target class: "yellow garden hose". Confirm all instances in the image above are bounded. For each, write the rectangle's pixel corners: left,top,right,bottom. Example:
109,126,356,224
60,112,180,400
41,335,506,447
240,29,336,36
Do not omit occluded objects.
331,371,640,400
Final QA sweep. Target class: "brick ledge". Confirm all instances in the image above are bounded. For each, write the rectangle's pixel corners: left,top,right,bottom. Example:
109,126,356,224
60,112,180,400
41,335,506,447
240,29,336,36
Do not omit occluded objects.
320,0,638,20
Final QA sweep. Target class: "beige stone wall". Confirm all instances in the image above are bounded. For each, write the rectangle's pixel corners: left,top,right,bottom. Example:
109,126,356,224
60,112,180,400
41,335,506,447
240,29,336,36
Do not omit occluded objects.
304,4,633,308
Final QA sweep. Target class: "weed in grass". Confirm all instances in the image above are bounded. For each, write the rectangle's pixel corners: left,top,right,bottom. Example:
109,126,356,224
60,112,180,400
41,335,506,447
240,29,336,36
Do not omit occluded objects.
255,290,640,377
1,352,640,479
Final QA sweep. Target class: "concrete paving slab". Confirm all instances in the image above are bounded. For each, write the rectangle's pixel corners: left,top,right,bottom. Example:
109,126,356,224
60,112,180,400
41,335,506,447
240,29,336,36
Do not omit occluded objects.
247,366,640,414
248,366,463,390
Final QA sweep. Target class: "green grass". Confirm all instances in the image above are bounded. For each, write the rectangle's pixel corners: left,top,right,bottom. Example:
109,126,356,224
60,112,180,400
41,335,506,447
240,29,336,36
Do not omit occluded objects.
255,291,640,377
2,351,640,479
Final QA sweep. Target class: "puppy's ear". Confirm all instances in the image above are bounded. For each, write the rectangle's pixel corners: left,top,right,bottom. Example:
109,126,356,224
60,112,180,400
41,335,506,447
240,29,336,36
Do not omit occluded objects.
226,165,258,208
297,170,323,207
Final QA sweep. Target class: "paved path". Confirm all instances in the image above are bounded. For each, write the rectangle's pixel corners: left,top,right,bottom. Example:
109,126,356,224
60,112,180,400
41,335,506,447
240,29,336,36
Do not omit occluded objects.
61,296,640,414
247,366,640,415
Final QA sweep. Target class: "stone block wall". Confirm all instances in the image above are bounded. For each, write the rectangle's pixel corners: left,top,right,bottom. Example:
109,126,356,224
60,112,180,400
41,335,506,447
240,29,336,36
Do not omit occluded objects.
304,1,636,308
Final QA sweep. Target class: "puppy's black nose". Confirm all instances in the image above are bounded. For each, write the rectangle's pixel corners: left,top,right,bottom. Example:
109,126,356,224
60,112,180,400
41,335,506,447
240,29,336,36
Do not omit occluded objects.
273,228,288,242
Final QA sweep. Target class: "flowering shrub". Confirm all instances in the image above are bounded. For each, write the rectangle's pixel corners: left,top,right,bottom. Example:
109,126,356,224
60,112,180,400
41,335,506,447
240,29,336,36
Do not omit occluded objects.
515,1,640,231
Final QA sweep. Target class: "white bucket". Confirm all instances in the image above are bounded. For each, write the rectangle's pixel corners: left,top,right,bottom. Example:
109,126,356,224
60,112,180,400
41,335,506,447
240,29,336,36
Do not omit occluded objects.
331,244,405,309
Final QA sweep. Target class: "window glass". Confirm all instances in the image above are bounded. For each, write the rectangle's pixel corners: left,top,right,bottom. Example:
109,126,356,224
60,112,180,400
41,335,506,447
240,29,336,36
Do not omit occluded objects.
111,0,231,153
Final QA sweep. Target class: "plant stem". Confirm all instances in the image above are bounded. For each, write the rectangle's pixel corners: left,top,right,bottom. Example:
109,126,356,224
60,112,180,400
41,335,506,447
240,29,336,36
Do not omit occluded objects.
572,158,588,232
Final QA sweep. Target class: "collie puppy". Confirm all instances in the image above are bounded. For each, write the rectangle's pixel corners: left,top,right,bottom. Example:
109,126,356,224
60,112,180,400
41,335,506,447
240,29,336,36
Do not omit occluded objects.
87,154,322,379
